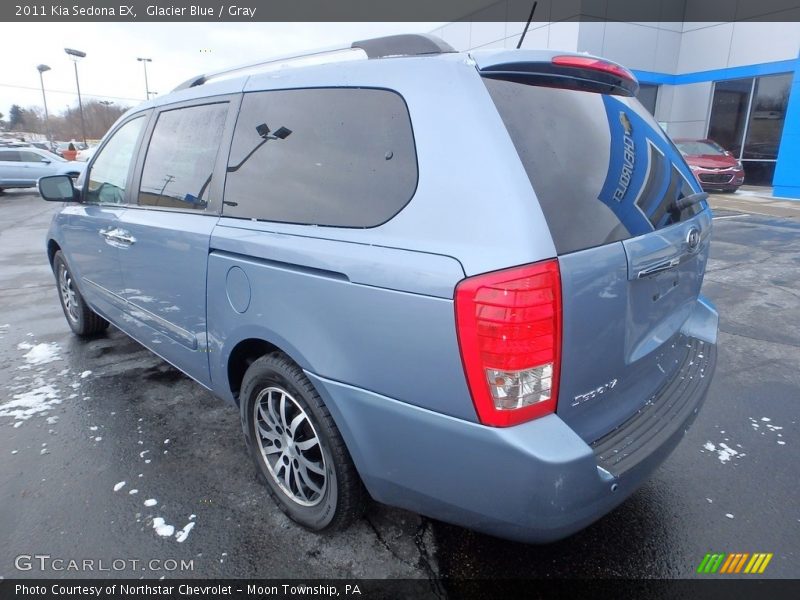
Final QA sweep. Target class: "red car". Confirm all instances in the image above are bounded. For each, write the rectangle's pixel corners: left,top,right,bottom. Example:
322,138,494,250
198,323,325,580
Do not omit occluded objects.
674,138,745,192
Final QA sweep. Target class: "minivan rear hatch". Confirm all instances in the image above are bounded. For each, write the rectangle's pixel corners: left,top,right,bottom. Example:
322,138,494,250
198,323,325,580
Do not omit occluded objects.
477,51,712,443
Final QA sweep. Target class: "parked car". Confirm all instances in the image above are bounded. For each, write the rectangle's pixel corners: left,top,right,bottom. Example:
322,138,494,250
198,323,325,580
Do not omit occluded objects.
0,147,84,193
674,138,745,192
28,141,59,154
75,145,98,162
38,34,718,543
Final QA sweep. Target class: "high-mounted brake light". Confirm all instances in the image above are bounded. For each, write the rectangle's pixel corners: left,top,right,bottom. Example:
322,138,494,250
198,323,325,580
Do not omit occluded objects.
551,55,636,83
455,260,562,427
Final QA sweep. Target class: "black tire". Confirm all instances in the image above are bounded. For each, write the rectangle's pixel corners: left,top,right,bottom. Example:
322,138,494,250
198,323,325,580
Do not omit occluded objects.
240,352,366,531
53,250,109,337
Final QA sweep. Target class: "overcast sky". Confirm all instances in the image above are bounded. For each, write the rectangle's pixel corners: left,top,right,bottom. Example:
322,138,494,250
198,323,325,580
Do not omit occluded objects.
1,22,443,122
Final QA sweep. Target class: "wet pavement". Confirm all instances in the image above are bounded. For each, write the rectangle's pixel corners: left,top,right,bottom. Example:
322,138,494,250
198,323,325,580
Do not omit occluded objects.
1,190,798,583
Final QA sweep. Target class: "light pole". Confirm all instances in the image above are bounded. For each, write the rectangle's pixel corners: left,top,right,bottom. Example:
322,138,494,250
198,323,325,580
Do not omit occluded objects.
36,64,52,144
137,57,152,100
64,48,87,145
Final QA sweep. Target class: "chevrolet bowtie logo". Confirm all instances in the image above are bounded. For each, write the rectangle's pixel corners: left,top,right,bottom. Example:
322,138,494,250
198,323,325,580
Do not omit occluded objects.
619,111,633,135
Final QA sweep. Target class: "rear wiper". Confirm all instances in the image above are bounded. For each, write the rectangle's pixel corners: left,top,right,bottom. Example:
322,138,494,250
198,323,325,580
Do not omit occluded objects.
671,191,709,213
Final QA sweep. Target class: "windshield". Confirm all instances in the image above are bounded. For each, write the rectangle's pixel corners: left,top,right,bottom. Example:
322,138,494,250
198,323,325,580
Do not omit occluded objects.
675,140,727,156
45,150,67,162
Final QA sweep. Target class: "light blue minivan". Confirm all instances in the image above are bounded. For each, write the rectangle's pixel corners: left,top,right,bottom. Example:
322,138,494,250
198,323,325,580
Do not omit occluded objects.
38,34,718,543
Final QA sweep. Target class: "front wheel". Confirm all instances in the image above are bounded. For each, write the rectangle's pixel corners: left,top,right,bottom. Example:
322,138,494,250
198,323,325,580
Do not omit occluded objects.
241,352,366,531
53,250,109,336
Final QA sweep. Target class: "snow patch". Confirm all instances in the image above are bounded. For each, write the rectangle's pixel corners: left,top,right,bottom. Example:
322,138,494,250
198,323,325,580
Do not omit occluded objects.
18,342,62,367
0,378,62,421
80,370,92,379
175,521,195,543
113,481,126,492
703,441,741,464
144,499,157,507
152,518,174,537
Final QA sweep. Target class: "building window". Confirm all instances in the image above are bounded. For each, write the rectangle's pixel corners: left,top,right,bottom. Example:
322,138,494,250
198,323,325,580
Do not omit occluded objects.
637,84,659,116
708,73,792,186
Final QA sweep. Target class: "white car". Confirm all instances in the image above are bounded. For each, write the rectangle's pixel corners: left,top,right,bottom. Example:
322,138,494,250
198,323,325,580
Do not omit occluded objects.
0,147,85,192
76,145,98,162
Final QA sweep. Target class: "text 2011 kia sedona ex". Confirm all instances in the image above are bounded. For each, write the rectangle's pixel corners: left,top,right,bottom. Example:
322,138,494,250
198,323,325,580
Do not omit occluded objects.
39,35,718,543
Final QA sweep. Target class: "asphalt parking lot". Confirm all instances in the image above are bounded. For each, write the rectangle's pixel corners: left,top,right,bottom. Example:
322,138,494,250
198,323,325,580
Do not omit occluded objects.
1,189,798,584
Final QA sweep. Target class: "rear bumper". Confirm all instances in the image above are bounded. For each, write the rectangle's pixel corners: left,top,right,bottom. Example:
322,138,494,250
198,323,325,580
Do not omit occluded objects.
308,311,717,544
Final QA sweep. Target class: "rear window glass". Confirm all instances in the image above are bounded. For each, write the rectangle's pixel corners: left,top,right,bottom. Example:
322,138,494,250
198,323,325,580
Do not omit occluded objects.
484,78,702,255
223,87,417,228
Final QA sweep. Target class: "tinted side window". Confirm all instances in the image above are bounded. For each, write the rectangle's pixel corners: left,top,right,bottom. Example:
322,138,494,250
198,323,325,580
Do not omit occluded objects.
0,150,21,162
20,151,47,163
86,116,145,204
138,103,228,210
224,88,417,227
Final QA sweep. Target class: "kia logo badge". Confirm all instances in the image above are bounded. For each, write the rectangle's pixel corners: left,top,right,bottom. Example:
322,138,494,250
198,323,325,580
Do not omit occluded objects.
686,227,701,252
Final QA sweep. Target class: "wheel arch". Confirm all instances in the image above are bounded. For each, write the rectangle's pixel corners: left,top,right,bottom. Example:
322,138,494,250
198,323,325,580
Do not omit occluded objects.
47,239,61,268
226,337,282,405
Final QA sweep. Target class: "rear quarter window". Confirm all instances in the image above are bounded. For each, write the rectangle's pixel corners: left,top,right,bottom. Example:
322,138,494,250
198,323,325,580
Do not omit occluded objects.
484,78,701,255
223,87,418,227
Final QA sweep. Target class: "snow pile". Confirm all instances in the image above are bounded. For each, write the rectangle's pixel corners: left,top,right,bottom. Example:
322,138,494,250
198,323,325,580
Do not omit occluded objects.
0,378,61,421
175,521,195,543
18,342,62,367
701,441,744,464
152,518,175,537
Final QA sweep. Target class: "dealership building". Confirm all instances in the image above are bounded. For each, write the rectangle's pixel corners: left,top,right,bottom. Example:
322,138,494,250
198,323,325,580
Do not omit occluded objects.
430,13,800,199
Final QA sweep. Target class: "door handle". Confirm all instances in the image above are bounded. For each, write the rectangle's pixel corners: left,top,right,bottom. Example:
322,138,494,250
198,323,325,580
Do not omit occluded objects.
99,228,136,246
637,257,680,279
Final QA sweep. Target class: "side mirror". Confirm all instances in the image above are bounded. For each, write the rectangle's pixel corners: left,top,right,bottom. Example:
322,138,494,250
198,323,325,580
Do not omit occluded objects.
38,175,78,202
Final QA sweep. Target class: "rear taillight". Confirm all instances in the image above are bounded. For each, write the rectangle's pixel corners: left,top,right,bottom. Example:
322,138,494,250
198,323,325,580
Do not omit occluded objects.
552,55,637,84
455,260,562,427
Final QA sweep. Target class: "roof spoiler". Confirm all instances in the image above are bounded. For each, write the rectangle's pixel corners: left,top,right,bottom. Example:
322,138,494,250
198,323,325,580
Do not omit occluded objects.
479,54,639,97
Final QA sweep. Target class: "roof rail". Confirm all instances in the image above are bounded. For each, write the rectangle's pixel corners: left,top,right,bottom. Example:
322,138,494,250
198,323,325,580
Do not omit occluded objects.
172,33,455,92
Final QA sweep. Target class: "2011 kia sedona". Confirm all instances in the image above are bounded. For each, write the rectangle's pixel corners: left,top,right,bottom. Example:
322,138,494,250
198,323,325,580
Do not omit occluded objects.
38,34,718,543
